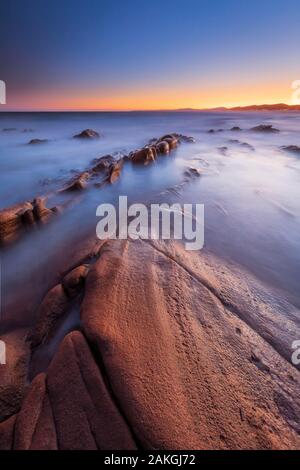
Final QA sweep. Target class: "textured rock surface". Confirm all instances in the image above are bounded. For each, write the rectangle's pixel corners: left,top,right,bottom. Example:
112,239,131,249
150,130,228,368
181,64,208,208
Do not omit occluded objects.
73,129,100,139
1,239,300,449
0,329,30,422
78,240,300,449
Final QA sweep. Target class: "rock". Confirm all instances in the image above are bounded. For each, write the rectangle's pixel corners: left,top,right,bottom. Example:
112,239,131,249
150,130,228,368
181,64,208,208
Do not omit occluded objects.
282,145,300,154
231,126,242,131
14,374,56,450
45,331,137,450
62,265,89,298
80,239,300,450
241,142,255,151
0,198,55,244
184,167,202,178
32,198,53,221
74,129,100,139
63,172,90,191
156,141,170,155
91,155,114,173
218,146,228,156
250,125,279,133
208,129,215,134
130,147,156,165
28,139,48,145
0,415,16,450
0,202,33,243
29,284,70,349
0,329,30,422
175,134,195,143
10,330,138,449
158,134,178,150
20,207,36,226
107,160,124,184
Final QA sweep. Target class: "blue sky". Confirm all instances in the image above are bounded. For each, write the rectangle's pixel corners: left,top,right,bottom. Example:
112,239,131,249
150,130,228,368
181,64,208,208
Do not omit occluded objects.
0,0,299,109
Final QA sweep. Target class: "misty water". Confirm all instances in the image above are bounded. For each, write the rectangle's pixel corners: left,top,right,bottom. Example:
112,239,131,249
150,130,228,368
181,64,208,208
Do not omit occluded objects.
1,111,300,326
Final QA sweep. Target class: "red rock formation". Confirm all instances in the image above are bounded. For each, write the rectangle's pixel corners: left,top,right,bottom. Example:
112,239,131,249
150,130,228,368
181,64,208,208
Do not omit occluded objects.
4,240,299,450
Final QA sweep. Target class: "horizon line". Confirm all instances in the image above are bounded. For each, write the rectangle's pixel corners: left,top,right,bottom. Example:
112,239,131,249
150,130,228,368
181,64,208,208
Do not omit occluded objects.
1,102,300,113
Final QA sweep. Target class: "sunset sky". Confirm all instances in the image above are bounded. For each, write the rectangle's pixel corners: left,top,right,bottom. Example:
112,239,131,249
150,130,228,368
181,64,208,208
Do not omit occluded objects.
0,0,299,111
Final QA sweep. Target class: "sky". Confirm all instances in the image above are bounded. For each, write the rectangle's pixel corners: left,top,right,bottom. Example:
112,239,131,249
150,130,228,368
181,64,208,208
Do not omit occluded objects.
0,0,299,111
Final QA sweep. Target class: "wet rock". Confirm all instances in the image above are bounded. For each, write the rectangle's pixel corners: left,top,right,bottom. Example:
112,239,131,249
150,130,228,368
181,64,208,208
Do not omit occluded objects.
62,265,89,298
29,284,70,349
19,207,36,226
74,129,100,139
218,146,228,156
208,129,215,134
80,239,300,449
282,145,300,154
0,198,54,243
175,133,196,143
0,415,16,450
158,134,178,150
32,198,53,221
0,329,30,422
63,172,90,191
0,202,32,243
91,155,114,173
241,142,255,151
130,147,156,165
228,139,255,151
107,160,123,184
184,167,202,178
250,125,279,133
231,126,242,131
28,139,48,145
156,140,170,155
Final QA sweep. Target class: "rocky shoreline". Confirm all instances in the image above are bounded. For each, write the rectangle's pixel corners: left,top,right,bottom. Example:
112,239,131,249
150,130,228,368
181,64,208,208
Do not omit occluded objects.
0,131,300,450
0,238,300,449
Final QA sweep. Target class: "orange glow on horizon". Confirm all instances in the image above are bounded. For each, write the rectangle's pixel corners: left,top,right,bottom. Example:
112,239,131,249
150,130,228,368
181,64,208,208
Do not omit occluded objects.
3,80,295,111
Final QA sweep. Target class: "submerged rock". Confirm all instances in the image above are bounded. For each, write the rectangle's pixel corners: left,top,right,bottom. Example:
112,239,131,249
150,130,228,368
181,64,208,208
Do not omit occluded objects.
158,134,178,150
63,172,90,191
73,129,100,139
184,167,202,178
0,199,54,243
282,145,300,154
156,140,170,155
2,239,300,449
28,139,48,145
250,124,279,133
91,155,115,173
130,147,156,165
175,133,196,143
107,160,124,184
218,146,228,156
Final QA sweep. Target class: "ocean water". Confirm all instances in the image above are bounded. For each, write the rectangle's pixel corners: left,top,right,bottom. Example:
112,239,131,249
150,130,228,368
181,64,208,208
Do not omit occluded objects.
0,111,300,323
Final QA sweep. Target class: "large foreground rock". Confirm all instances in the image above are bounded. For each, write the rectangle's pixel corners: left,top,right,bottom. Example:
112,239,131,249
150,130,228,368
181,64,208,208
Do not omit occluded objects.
1,239,300,449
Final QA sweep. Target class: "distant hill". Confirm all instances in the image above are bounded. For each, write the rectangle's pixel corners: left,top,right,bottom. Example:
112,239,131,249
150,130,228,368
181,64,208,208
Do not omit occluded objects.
174,103,300,112
229,103,300,111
